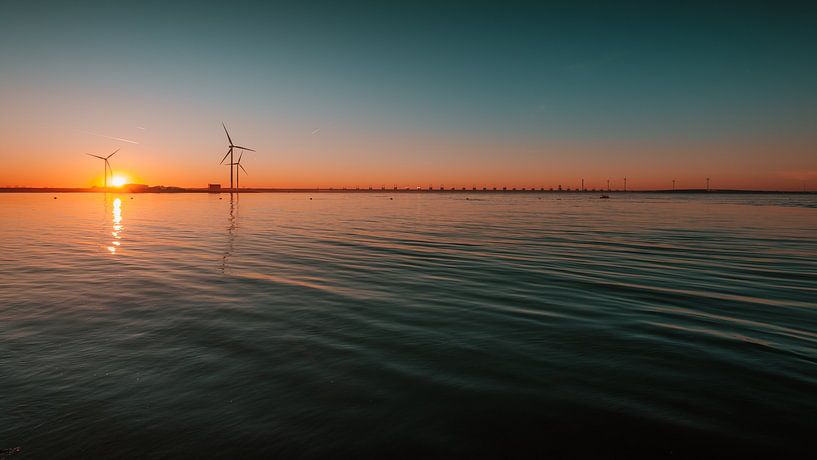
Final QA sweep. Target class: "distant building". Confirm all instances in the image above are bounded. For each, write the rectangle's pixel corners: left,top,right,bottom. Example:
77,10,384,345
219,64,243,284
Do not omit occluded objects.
208,184,221,192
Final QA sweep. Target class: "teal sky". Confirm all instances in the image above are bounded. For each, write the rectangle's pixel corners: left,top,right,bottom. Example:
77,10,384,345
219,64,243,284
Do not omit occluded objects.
1,1,816,189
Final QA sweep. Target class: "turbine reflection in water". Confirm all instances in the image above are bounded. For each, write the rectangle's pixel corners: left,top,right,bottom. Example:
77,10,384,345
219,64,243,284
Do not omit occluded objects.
108,197,123,254
222,195,237,273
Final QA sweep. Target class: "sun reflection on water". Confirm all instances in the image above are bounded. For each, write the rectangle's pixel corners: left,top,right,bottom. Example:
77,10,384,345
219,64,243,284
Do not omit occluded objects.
108,197,123,254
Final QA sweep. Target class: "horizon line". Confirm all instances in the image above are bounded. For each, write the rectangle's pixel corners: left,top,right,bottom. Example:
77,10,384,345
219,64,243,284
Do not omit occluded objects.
1,186,814,194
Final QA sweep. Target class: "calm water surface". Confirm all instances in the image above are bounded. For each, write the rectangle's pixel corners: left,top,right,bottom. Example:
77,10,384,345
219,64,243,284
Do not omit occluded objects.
1,193,816,458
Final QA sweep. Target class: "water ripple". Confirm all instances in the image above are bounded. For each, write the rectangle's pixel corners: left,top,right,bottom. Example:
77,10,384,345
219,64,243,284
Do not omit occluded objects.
1,192,816,458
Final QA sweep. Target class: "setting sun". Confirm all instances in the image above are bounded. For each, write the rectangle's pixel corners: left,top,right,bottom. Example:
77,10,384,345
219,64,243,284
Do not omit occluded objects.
111,175,127,187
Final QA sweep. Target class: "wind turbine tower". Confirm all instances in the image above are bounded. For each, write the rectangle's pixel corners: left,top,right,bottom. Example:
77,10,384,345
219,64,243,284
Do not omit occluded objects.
227,151,249,191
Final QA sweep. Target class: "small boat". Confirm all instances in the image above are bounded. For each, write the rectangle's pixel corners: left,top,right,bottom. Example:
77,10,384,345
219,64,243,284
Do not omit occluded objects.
600,195,610,199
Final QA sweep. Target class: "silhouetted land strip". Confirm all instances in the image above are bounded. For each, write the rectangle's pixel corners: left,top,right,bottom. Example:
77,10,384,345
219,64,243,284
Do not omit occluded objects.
1,187,814,194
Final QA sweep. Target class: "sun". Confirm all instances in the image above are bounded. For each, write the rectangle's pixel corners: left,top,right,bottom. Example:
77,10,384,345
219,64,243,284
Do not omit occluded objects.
111,175,128,187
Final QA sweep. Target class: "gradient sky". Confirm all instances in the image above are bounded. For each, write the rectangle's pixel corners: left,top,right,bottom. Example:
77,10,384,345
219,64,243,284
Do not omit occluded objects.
1,0,816,190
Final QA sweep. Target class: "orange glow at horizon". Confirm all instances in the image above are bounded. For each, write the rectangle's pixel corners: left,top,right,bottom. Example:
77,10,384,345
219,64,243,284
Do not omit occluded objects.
0,130,815,191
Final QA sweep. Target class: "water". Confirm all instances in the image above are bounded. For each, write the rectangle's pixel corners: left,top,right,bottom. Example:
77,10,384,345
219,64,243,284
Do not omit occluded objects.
1,192,815,458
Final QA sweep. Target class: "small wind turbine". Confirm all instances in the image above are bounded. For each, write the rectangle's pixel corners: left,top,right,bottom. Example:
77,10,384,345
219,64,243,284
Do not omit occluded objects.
86,148,120,190
219,122,255,191
227,150,248,191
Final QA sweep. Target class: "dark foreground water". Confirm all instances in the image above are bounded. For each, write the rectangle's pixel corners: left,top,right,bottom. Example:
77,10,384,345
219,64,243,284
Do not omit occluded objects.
1,192,815,458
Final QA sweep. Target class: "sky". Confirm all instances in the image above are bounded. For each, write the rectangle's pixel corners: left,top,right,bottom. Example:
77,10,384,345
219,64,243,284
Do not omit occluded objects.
1,0,816,190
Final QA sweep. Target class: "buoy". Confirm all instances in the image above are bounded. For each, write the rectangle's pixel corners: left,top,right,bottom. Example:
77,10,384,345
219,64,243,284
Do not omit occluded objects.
53,197,57,199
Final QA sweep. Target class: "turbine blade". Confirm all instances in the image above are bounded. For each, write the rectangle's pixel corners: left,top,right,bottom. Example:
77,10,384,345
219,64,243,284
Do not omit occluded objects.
87,154,106,160
222,122,233,146
239,164,248,175
219,147,232,164
106,148,120,159
233,146,255,152
237,151,243,163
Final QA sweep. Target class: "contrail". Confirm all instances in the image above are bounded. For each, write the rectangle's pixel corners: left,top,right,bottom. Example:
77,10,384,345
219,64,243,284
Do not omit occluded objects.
311,128,321,135
81,130,139,144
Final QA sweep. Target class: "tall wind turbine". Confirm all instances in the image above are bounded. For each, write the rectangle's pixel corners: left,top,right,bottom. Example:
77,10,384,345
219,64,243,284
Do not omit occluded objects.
227,150,248,191
219,123,255,191
86,148,120,190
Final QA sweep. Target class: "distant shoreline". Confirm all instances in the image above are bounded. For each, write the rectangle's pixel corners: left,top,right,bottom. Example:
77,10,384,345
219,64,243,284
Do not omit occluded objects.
1,187,814,194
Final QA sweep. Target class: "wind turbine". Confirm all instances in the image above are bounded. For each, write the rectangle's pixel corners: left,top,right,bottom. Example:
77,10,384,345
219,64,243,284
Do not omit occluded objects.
227,150,248,191
219,122,255,191
86,148,120,190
